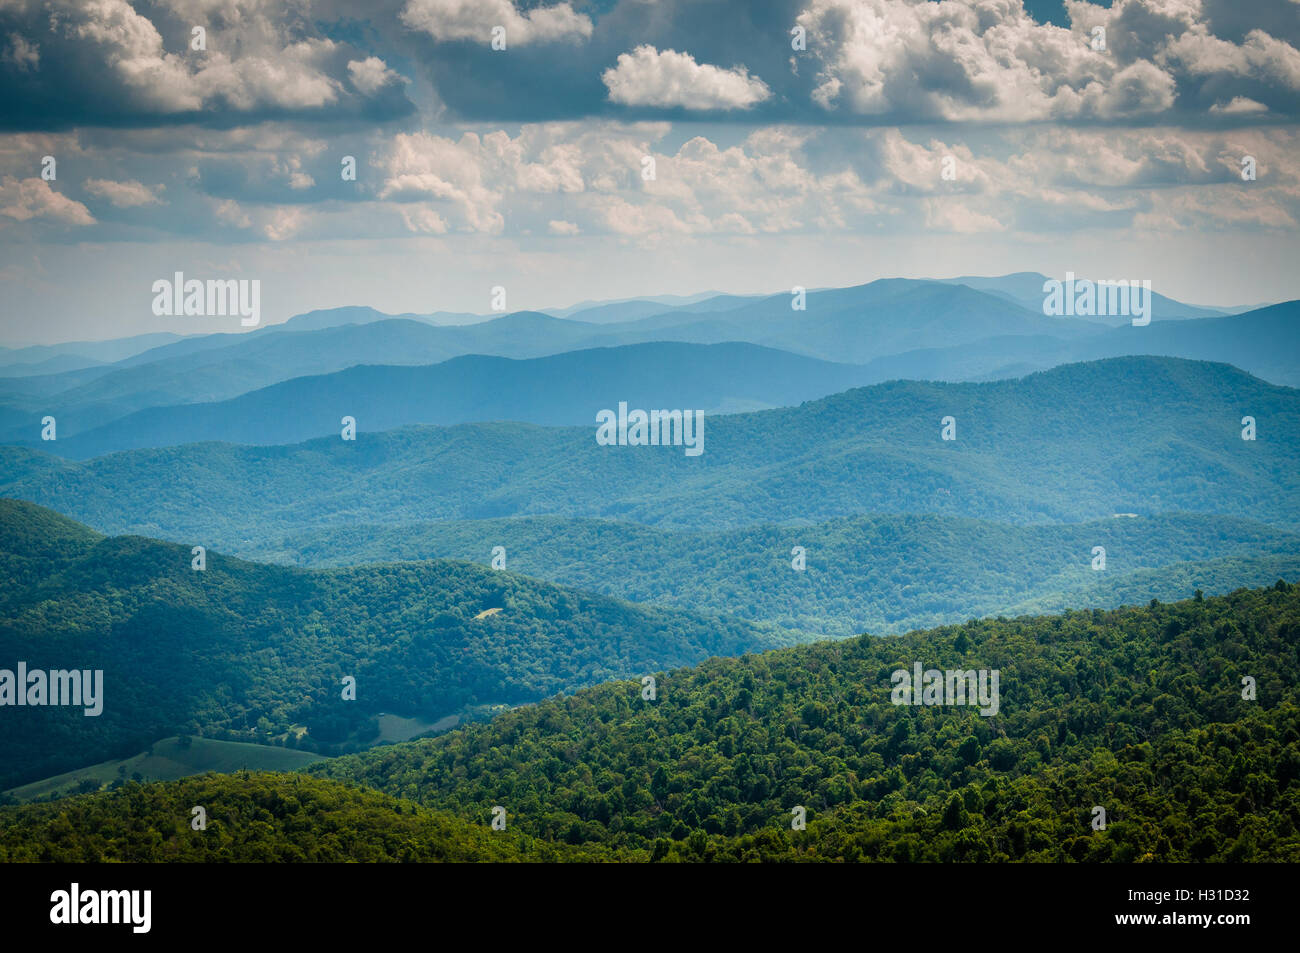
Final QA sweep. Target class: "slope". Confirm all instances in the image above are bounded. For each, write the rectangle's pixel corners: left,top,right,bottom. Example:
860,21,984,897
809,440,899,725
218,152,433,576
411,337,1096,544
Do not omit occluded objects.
0,499,795,789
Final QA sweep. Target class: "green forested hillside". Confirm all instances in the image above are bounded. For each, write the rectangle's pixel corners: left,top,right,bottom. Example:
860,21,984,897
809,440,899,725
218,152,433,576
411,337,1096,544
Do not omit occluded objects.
252,511,1300,635
2,585,1295,861
2,358,1297,543
0,773,616,862
0,500,793,789
312,584,1300,861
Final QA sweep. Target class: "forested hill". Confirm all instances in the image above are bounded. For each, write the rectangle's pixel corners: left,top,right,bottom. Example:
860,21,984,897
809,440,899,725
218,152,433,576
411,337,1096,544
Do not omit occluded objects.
254,511,1300,635
312,583,1300,861
1,584,1295,862
0,773,617,862
2,357,1297,543
0,499,794,790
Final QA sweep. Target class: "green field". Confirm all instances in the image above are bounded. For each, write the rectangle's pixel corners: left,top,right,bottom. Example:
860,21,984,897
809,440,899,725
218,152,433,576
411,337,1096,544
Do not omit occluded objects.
3,737,325,803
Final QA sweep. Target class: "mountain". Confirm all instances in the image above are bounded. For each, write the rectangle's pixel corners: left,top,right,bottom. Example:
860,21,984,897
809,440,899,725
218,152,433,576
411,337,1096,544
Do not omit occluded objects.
3,358,1297,545
935,273,1229,323
0,279,1100,440
244,512,1300,636
4,282,1293,454
0,499,796,789
6,281,1291,447
1078,301,1300,386
272,305,489,332
41,342,884,458
5,584,1294,861
0,332,186,374
0,313,609,442
840,301,1300,388
311,583,1300,861
586,279,1105,364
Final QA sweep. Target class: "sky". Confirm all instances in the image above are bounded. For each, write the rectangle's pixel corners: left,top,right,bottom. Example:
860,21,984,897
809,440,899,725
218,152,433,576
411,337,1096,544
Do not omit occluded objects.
1,0,1298,345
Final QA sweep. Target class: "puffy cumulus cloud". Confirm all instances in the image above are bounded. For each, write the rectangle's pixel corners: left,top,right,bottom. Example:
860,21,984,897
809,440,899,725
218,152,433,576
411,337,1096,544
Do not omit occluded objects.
3,120,1294,244
205,193,320,238
1133,185,1300,232
84,177,165,206
602,46,772,110
375,123,662,233
346,56,404,95
799,0,1300,122
376,131,508,233
399,0,592,45
0,0,415,129
0,176,95,224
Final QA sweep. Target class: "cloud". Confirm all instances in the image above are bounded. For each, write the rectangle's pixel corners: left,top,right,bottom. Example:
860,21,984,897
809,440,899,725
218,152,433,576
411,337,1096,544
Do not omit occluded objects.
400,0,593,45
1210,96,1269,114
347,56,403,95
212,197,251,229
0,176,95,224
1,33,38,70
798,0,1300,122
263,206,306,241
602,45,772,110
377,132,507,233
0,0,416,129
84,177,164,207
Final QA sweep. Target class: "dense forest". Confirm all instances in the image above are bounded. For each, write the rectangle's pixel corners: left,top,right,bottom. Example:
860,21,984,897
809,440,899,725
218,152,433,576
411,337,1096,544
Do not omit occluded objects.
0,499,792,789
1,584,1295,862
311,584,1300,860
254,511,1300,635
0,773,614,862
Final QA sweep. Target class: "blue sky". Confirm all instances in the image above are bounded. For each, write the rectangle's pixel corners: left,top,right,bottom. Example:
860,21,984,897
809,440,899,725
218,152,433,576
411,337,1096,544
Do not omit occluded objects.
1,0,1298,344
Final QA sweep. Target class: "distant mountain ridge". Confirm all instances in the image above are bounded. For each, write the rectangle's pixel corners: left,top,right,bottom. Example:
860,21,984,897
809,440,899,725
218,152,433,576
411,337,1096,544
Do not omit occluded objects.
2,280,1292,448
2,357,1296,545
28,342,883,458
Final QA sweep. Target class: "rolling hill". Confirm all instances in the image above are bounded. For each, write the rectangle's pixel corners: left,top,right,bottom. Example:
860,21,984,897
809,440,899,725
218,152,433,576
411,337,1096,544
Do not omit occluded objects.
244,512,1300,636
2,357,1297,545
311,583,1300,861
0,499,796,789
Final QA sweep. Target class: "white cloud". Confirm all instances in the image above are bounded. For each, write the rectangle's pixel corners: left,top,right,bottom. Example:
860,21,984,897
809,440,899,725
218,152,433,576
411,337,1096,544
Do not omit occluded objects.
0,177,95,224
212,198,251,229
347,57,402,95
602,46,772,110
1209,96,1269,114
263,207,306,241
798,0,1300,121
400,0,593,45
84,177,164,207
